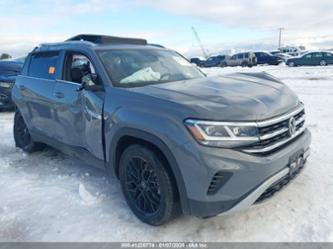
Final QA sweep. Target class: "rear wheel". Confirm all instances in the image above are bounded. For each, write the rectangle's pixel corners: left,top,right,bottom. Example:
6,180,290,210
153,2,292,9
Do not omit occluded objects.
220,62,227,67
320,60,327,66
14,110,44,153
119,144,179,226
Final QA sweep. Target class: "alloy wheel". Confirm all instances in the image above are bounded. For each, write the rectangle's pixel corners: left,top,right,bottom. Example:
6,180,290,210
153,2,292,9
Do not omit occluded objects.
125,156,161,214
320,60,327,66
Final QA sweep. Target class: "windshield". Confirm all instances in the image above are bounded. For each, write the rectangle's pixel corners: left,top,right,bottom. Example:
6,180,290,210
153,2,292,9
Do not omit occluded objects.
98,49,205,87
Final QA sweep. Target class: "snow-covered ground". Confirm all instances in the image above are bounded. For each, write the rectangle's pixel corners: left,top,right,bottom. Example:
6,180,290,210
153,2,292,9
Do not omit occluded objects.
0,65,333,242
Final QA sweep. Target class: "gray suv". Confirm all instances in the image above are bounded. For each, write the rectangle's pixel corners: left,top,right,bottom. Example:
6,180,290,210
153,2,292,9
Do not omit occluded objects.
222,52,257,67
12,35,311,226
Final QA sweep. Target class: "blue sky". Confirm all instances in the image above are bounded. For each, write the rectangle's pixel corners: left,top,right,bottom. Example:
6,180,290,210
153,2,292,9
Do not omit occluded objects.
1,0,332,57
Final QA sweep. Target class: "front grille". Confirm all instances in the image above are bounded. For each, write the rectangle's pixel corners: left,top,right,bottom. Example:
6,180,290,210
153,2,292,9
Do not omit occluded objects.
242,106,306,154
259,120,289,135
0,93,8,101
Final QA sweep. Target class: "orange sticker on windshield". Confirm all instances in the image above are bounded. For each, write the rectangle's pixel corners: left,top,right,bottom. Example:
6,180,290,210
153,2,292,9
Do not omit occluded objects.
48,66,55,74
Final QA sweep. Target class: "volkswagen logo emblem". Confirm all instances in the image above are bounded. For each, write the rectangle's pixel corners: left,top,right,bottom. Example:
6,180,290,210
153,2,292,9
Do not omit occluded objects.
288,117,297,136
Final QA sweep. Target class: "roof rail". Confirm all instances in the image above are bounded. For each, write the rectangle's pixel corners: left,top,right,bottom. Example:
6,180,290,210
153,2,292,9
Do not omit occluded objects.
148,43,165,48
66,34,147,45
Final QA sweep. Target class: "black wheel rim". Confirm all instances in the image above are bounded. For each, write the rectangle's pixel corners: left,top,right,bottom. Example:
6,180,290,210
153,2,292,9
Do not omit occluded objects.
125,157,161,214
16,116,31,146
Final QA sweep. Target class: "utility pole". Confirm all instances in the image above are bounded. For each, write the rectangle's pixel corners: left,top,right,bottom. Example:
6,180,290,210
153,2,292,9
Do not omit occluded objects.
278,28,284,49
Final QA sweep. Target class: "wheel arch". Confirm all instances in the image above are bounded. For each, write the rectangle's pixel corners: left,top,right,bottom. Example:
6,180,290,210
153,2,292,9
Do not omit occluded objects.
109,128,190,214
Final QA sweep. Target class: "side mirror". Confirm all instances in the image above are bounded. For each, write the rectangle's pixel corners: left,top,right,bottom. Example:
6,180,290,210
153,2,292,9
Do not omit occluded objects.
77,74,103,92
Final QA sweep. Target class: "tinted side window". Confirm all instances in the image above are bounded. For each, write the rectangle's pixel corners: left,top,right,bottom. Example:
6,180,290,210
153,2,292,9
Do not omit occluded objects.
28,52,59,80
305,53,312,59
244,53,249,58
237,54,243,59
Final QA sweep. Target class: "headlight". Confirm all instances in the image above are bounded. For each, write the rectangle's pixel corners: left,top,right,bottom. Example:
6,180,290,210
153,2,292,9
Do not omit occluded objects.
0,82,13,88
184,119,259,148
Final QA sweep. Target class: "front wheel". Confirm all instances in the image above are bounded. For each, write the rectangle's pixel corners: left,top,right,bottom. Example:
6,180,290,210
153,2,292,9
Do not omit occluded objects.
288,61,295,67
14,110,44,153
119,144,179,226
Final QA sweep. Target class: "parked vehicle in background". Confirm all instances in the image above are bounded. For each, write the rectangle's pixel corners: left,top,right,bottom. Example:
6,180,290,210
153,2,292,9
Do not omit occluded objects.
0,57,25,111
13,34,311,226
271,50,299,62
254,52,283,65
190,57,205,67
270,50,280,55
222,52,257,67
202,55,229,68
286,51,333,67
276,53,292,62
279,46,302,57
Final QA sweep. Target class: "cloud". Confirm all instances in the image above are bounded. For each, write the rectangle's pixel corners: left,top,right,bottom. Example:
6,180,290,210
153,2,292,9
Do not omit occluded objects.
142,0,332,29
0,0,123,32
0,0,122,16
1,0,333,57
0,0,124,56
142,0,333,48
0,35,67,57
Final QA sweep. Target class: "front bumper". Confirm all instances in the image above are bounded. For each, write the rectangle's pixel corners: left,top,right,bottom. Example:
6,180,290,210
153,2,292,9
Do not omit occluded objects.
221,148,310,216
180,129,311,217
0,86,15,109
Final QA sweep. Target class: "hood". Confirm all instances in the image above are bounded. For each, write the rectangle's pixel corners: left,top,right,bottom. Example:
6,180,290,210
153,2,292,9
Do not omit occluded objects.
0,75,17,83
0,60,23,77
131,73,299,121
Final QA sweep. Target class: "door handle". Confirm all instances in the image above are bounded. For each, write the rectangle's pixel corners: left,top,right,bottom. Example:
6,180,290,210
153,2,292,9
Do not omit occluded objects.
54,92,64,99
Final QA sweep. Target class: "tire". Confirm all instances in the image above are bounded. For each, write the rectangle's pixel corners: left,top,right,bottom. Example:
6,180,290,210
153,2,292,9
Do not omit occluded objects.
119,144,179,226
14,110,44,153
288,61,295,67
220,62,227,68
320,60,327,66
241,61,248,67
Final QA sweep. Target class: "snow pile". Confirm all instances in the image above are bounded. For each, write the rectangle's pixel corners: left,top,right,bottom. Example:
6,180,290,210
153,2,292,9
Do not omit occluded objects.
0,64,332,242
78,183,102,205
